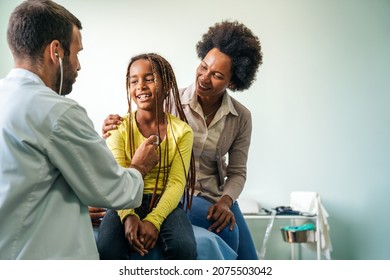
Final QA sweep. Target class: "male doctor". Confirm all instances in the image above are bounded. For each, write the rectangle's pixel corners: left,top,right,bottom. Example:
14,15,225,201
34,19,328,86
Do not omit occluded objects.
0,0,158,259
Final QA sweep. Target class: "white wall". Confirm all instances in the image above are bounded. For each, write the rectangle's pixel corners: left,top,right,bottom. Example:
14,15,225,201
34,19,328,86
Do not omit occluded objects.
1,0,389,259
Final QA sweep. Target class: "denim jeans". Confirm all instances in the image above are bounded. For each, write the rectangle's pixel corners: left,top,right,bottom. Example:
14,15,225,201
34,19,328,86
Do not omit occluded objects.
187,196,258,260
97,195,197,260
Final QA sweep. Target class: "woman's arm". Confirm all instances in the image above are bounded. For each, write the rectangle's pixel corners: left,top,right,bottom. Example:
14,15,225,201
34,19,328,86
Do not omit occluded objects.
101,114,123,139
222,110,252,201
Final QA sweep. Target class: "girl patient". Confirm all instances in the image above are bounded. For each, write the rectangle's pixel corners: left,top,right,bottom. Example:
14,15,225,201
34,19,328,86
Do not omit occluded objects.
97,53,196,260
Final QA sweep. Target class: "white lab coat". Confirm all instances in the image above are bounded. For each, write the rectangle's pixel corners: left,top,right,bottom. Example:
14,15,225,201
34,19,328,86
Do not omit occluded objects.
0,69,143,259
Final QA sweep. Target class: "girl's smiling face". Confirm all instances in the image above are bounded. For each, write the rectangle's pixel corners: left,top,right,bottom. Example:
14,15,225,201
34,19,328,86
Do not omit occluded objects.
129,58,164,111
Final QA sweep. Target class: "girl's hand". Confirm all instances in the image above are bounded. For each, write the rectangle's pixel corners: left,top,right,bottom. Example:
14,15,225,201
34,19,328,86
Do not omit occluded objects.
141,220,159,251
123,215,148,256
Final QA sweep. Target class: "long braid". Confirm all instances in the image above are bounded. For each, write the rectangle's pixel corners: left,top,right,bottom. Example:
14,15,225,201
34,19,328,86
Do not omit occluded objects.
148,54,195,211
154,54,195,210
160,59,195,209
147,55,168,211
125,62,136,157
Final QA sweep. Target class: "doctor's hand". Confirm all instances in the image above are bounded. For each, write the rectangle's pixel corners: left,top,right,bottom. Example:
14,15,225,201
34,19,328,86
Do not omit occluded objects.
130,135,159,178
207,195,236,233
102,114,122,139
88,207,107,227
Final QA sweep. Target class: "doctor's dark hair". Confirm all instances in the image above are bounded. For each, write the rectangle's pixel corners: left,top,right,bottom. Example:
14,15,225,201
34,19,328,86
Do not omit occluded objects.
7,0,82,62
196,20,263,91
125,53,195,211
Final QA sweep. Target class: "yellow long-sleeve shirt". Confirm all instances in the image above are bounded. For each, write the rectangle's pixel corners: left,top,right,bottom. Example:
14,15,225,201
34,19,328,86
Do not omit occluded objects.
106,112,193,231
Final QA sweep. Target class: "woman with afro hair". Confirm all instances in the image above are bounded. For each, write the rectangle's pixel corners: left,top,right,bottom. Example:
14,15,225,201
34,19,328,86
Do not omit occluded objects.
101,20,263,260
